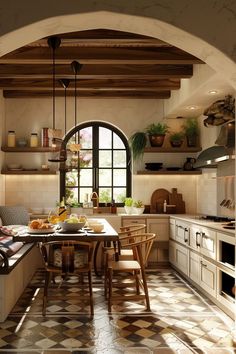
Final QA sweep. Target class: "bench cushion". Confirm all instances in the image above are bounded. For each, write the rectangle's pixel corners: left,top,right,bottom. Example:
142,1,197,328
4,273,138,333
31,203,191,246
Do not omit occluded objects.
0,206,29,226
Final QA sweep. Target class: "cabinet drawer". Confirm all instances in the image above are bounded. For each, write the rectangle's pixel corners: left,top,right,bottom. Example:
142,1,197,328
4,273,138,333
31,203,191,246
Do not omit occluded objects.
121,217,146,227
201,228,216,260
175,221,190,245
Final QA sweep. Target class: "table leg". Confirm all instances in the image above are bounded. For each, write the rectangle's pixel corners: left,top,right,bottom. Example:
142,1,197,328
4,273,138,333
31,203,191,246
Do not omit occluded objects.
93,241,101,277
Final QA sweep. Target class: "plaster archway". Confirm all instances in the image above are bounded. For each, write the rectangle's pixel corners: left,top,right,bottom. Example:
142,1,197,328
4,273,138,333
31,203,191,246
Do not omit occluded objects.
0,11,236,89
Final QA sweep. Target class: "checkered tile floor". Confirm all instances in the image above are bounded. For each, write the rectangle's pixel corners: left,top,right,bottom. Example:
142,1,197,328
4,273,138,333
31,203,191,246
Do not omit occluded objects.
0,269,235,353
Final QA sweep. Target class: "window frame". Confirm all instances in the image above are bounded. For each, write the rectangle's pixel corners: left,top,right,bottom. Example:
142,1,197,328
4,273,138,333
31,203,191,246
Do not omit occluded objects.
60,121,132,206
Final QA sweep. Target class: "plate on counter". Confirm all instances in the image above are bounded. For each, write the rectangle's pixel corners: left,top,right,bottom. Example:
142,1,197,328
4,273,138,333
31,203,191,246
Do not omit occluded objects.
27,227,55,234
87,230,106,234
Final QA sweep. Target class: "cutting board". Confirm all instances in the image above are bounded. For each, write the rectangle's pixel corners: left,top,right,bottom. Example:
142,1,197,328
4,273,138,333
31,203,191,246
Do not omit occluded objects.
169,188,185,213
150,188,170,213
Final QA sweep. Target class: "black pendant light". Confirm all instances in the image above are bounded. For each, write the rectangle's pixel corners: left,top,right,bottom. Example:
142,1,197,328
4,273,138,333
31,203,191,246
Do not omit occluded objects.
69,60,83,158
47,36,65,163
57,79,70,164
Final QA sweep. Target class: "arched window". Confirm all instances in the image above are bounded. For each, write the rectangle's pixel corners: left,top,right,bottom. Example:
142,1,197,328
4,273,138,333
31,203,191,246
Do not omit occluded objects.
60,121,131,206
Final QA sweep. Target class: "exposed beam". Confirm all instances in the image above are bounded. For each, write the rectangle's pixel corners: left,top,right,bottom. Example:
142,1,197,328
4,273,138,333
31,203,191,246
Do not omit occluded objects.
0,64,193,79
3,90,171,99
0,78,180,90
1,47,203,65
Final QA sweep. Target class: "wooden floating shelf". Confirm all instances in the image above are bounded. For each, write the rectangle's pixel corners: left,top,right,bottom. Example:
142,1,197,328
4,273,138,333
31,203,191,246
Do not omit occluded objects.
144,146,202,153
1,169,57,175
137,170,202,175
1,146,60,152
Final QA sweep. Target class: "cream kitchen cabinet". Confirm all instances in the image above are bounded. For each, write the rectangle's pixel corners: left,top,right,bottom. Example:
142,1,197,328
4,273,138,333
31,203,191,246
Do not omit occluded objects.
175,220,190,246
189,250,200,284
199,257,217,297
190,224,216,259
121,215,169,266
169,218,175,240
169,216,235,318
171,241,188,276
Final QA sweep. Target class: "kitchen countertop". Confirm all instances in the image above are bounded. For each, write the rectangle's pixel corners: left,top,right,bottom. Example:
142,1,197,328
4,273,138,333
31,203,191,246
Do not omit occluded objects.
169,215,235,236
29,212,235,235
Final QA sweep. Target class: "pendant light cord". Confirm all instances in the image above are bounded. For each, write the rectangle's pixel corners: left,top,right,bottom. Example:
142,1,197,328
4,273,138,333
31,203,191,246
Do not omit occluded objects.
52,45,56,130
74,68,77,144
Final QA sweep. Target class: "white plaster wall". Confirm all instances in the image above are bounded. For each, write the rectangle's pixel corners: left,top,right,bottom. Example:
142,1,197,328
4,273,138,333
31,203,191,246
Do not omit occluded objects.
196,169,217,216
5,97,198,210
133,175,198,214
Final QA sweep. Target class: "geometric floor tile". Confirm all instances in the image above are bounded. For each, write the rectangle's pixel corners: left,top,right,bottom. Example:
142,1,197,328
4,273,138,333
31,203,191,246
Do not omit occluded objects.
0,268,234,353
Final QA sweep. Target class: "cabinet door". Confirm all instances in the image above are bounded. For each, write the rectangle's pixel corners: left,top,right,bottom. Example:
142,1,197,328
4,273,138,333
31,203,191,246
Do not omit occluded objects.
201,228,216,260
169,218,175,240
169,240,176,265
175,243,188,276
175,221,190,246
147,218,169,264
147,218,169,241
189,251,200,284
199,257,217,297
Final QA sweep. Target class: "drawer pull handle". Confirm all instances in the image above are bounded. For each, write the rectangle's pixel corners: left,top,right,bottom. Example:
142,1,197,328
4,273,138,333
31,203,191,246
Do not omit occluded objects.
196,232,201,247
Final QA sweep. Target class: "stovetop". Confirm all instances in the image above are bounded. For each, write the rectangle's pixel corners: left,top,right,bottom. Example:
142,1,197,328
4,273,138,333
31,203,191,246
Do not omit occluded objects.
199,215,235,223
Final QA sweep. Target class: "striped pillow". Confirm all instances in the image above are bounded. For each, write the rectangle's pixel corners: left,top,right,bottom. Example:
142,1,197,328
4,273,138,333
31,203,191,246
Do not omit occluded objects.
0,236,24,256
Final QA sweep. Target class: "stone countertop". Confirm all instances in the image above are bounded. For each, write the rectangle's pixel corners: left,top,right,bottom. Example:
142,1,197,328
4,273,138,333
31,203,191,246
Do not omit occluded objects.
169,215,235,236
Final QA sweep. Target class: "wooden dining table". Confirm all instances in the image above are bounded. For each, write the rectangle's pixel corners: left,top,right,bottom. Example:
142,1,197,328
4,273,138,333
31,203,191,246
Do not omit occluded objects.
13,218,119,276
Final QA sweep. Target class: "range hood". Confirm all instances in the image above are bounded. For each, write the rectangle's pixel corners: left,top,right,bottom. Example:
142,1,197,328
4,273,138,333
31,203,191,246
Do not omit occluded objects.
194,121,235,168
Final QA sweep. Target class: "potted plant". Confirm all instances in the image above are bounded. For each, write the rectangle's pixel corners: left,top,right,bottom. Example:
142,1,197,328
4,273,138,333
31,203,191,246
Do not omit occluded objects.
124,197,133,214
182,118,199,147
129,131,147,160
146,122,169,147
133,200,145,215
169,131,184,148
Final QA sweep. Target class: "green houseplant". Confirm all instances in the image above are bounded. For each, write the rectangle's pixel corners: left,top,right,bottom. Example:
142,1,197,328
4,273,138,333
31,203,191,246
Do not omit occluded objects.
129,122,169,160
169,131,184,147
146,122,169,147
182,118,199,147
133,199,145,215
124,197,133,214
129,131,147,160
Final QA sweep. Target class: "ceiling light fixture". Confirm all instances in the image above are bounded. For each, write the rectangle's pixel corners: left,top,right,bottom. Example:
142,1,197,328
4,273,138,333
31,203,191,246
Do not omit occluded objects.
208,89,218,95
47,36,66,163
186,105,198,110
69,60,83,159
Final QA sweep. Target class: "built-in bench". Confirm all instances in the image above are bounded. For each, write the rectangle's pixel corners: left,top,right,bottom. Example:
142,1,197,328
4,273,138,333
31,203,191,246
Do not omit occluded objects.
0,242,42,322
0,205,43,322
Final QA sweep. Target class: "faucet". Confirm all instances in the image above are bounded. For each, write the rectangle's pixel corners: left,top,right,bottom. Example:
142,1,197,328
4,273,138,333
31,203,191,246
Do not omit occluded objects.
91,192,99,209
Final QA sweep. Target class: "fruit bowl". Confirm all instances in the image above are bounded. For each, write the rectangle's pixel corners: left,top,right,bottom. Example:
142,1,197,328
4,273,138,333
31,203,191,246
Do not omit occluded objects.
58,221,85,232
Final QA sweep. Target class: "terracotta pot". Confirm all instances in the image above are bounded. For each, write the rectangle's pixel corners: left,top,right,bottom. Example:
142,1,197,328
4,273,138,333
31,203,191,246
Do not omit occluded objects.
149,134,165,147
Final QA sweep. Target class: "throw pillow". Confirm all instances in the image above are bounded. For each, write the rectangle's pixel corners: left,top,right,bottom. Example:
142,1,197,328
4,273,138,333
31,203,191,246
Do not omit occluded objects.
0,206,29,226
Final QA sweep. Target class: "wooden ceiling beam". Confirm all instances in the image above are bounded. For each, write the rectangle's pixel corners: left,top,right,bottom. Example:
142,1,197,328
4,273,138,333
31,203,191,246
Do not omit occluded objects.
0,64,193,78
3,90,171,99
1,47,203,64
0,78,180,90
